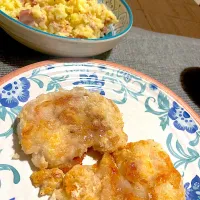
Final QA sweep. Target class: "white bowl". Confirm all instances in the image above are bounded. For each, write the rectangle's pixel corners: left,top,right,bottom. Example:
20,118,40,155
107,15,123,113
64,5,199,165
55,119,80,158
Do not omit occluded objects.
0,0,133,57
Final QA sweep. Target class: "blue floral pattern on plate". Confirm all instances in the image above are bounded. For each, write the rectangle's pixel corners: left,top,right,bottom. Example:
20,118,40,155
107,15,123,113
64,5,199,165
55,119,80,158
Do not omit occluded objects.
117,70,132,83
185,175,200,200
167,133,200,170
168,102,198,134
0,77,30,108
0,164,20,185
145,93,199,134
149,83,158,90
73,74,105,95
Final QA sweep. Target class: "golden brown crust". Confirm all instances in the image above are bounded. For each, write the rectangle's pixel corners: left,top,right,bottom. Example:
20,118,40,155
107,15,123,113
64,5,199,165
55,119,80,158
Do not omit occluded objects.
113,140,185,200
31,141,185,199
30,168,64,196
60,141,185,200
18,88,184,199
18,87,127,170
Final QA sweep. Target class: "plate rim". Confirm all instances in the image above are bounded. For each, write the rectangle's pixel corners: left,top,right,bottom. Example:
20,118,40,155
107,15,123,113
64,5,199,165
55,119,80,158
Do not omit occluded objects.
0,58,199,124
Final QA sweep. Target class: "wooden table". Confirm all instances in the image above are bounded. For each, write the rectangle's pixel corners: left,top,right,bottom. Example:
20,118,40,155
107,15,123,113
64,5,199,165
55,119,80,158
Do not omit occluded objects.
126,0,200,39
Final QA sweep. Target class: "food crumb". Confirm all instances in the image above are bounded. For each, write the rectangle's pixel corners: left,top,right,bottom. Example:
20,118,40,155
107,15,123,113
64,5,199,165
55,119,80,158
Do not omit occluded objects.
12,153,20,160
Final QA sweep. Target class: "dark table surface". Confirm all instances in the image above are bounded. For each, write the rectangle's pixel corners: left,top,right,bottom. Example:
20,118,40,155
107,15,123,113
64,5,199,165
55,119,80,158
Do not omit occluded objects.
0,27,200,116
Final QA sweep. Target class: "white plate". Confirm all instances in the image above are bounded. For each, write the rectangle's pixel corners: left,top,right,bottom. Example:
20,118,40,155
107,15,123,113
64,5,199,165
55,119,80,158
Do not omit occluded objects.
0,59,199,200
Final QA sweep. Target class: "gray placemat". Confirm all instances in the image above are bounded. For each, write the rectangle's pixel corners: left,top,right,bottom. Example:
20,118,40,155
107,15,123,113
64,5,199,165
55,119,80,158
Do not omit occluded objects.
0,27,200,115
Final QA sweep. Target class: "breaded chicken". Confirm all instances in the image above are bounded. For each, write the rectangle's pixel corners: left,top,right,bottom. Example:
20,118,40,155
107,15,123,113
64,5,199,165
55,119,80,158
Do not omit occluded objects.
37,153,136,199
31,168,64,196
64,165,101,199
31,140,185,200
17,87,127,170
113,140,185,200
96,153,138,200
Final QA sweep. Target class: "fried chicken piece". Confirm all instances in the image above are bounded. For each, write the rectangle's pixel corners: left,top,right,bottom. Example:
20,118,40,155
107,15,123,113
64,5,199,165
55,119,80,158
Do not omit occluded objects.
58,153,137,200
58,140,185,200
17,87,127,169
113,140,185,200
31,141,185,200
64,165,101,199
30,168,64,196
32,154,136,199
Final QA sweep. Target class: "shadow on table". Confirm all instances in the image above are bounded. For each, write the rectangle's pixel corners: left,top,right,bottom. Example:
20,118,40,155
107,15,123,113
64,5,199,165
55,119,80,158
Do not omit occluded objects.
0,29,55,67
0,28,112,67
180,67,200,108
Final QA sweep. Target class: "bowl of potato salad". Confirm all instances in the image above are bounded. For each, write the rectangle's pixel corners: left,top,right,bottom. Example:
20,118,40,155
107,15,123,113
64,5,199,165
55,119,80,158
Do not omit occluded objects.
0,0,133,57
